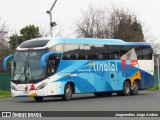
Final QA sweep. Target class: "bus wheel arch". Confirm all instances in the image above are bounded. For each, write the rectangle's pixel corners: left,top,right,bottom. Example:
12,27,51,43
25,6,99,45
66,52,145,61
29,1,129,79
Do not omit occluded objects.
68,82,75,94
34,96,43,102
62,82,75,101
123,79,131,96
117,79,131,96
131,79,140,95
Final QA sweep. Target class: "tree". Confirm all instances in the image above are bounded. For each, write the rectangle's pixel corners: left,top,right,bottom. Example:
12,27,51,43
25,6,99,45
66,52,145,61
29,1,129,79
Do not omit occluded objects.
9,25,42,50
9,34,23,50
107,7,144,41
0,18,9,49
0,18,9,73
74,5,144,42
20,25,41,40
74,6,108,38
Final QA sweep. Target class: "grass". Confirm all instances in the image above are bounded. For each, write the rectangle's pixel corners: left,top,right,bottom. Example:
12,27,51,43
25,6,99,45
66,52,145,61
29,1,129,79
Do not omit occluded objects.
146,84,159,91
0,90,11,98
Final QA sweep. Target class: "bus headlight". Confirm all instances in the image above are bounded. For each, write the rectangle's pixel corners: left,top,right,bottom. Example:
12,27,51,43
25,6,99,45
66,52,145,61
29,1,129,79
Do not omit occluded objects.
11,85,17,91
36,83,47,90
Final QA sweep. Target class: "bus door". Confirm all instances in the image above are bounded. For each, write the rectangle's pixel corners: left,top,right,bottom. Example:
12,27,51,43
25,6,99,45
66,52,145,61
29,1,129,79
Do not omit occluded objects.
45,53,61,95
109,71,119,91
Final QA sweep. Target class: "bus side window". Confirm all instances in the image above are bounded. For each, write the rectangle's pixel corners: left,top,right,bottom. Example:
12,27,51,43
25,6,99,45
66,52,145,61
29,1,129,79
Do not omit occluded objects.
98,54,103,59
70,54,76,59
103,53,109,59
47,54,61,76
47,59,55,76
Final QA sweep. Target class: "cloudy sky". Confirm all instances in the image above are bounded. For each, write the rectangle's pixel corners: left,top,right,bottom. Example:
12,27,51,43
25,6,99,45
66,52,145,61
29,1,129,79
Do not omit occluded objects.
0,0,160,42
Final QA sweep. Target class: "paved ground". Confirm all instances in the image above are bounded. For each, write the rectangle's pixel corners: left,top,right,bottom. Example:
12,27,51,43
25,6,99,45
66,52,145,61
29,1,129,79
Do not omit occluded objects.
0,91,160,119
0,91,160,111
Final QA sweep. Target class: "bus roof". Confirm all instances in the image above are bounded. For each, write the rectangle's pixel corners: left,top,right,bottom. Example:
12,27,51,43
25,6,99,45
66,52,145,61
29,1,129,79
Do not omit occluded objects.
17,37,151,50
46,37,151,46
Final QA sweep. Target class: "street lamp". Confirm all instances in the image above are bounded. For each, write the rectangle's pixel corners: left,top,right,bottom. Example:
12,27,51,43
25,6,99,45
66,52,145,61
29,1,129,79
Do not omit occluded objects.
46,0,58,37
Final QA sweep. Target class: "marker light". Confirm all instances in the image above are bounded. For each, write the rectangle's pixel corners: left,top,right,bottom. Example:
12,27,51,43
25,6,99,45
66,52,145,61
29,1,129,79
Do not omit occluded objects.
30,84,35,91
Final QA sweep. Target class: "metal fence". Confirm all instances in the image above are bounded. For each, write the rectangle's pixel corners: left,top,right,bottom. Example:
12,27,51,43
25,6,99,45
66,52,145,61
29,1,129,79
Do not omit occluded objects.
0,73,10,91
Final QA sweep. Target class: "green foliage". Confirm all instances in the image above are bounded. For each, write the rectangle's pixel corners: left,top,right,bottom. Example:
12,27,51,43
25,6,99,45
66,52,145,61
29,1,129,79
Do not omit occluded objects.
147,84,159,91
114,17,144,42
20,25,41,40
9,34,23,50
75,5,145,42
9,25,42,50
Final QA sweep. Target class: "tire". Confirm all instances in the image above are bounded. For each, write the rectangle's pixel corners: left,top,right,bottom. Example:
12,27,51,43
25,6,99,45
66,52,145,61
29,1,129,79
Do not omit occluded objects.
117,81,131,96
34,97,43,102
62,84,73,101
123,81,131,96
131,81,139,95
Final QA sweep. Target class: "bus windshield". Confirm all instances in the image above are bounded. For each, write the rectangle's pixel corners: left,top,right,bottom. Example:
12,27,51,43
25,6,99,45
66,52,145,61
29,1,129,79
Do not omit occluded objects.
12,49,47,82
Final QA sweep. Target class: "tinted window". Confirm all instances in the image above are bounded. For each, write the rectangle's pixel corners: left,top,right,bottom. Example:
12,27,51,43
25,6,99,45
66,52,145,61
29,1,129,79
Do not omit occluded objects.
62,44,79,60
120,46,132,56
108,45,121,60
143,47,152,59
93,45,105,59
119,46,152,60
20,40,49,48
79,44,91,60
134,46,152,60
61,44,152,60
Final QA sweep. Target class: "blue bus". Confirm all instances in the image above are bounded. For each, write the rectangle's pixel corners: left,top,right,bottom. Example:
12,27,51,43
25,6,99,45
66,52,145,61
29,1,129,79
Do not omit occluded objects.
3,37,154,101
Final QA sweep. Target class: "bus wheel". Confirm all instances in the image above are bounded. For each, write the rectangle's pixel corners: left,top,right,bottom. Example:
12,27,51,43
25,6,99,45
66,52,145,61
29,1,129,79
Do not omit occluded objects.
34,97,43,102
123,81,131,96
117,81,131,96
131,81,139,95
62,84,72,101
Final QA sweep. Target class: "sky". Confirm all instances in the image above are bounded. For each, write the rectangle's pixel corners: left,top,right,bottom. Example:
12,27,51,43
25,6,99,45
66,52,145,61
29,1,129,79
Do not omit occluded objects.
0,0,160,42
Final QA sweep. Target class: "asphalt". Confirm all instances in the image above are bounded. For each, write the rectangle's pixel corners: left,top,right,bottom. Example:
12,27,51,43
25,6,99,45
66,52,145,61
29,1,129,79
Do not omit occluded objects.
0,91,160,120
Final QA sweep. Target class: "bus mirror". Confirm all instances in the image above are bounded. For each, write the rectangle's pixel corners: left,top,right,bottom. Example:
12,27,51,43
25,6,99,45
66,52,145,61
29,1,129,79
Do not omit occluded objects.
3,54,13,71
40,51,55,68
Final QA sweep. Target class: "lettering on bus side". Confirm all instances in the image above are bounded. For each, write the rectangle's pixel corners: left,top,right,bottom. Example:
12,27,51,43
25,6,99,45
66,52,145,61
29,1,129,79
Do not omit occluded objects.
93,61,118,72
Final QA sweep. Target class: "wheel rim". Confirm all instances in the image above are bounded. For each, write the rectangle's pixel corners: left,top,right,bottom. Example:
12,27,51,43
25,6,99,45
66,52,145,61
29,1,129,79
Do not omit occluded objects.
66,87,72,98
133,83,138,93
124,83,130,94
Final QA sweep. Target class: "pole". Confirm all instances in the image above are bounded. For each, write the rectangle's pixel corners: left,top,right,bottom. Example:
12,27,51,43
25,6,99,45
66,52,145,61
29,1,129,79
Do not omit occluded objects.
46,0,58,37
157,57,160,90
49,13,53,37
50,0,57,11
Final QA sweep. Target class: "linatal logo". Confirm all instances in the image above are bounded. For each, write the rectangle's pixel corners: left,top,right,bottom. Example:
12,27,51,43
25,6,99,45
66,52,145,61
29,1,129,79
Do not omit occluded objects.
94,61,118,72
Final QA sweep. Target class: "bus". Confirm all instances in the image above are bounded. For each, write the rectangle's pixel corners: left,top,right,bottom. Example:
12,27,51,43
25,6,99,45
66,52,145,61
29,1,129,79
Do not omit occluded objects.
3,37,154,101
